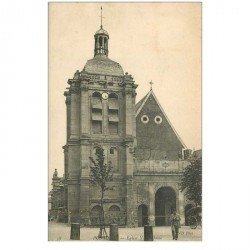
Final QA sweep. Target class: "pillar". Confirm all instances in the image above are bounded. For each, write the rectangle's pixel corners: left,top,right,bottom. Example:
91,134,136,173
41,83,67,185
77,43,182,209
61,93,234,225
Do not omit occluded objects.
109,224,119,241
70,223,80,240
79,144,91,225
64,91,71,140
79,81,91,224
148,184,155,226
144,225,153,241
102,98,109,134
178,188,185,225
70,85,80,140
80,81,90,136
123,84,137,227
67,80,81,221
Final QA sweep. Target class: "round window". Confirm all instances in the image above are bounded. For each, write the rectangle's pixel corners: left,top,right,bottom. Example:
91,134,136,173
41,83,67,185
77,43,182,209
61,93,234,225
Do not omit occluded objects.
141,115,149,124
154,115,162,124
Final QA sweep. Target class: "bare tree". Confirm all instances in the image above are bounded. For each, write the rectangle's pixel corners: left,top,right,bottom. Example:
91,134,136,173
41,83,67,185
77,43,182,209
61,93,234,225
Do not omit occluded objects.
89,147,113,239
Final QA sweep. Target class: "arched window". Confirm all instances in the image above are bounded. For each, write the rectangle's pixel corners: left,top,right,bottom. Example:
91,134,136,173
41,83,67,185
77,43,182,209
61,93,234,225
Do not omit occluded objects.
92,92,101,98
104,37,107,48
109,205,120,212
99,36,103,47
108,205,121,225
109,93,118,99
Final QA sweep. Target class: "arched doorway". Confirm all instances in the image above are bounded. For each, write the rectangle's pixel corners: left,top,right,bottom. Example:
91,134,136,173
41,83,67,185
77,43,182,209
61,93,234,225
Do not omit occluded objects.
155,187,176,226
108,205,121,224
185,204,194,226
138,204,148,227
90,205,102,226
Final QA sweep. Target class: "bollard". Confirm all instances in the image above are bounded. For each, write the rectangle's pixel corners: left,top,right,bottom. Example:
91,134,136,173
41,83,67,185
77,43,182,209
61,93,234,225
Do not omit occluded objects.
109,224,119,241
70,223,80,240
144,225,153,241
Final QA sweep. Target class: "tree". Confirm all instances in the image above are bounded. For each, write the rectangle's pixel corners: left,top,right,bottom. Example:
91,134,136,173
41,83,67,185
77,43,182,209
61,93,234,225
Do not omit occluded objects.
89,147,113,239
180,156,202,207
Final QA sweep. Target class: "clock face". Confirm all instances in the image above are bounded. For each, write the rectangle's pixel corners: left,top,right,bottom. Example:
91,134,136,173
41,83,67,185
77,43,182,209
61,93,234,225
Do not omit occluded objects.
102,92,108,100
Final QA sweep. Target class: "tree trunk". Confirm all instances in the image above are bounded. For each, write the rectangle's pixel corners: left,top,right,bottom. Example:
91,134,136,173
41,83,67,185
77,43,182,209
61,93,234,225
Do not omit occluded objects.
100,189,104,226
98,188,107,238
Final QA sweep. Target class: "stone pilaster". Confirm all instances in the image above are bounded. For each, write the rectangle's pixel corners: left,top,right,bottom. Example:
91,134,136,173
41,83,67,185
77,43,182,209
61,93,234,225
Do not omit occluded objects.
148,183,155,226
124,88,133,136
80,81,90,135
64,91,71,140
63,145,69,180
123,73,137,227
78,77,91,224
79,143,91,225
178,187,185,225
69,82,80,139
67,78,81,219
79,177,90,225
67,178,80,222
124,176,136,227
103,99,109,134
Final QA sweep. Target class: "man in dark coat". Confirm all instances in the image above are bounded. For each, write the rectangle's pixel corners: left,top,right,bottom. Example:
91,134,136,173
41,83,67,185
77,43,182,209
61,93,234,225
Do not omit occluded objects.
170,211,181,240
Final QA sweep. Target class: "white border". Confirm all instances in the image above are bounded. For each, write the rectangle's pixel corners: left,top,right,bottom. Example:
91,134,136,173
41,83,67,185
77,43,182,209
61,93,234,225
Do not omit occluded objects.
1,1,250,250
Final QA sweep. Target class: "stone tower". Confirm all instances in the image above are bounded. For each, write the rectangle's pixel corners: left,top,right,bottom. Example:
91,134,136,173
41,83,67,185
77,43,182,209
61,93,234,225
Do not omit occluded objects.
63,23,138,225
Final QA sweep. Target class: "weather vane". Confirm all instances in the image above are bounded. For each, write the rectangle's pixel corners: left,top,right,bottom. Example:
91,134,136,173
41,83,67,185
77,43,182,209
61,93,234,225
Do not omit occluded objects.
149,80,154,90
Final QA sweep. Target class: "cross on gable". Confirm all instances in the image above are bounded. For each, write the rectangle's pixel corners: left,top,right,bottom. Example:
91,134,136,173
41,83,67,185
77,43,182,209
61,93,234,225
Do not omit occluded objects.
149,80,154,90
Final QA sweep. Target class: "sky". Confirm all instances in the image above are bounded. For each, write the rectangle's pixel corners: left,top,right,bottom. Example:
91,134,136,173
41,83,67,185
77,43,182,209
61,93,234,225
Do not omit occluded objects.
49,2,201,189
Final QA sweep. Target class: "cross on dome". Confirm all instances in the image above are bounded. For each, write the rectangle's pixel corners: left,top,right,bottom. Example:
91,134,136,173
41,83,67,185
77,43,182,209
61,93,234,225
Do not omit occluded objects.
99,6,105,29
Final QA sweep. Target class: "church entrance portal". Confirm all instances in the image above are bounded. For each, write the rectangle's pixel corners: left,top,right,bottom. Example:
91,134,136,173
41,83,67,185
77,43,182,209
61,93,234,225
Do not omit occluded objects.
138,204,148,227
155,187,176,226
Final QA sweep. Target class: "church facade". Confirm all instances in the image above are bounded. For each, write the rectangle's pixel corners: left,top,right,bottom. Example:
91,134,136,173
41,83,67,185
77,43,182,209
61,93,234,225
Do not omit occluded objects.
57,23,194,227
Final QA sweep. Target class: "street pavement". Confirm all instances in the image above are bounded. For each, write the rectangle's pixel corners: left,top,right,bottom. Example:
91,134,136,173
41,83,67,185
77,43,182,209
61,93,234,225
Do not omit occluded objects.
48,222,202,241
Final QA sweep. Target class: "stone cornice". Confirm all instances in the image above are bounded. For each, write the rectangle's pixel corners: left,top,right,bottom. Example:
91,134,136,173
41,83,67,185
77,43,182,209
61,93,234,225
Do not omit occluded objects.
90,198,123,205
68,79,80,85
80,135,124,144
80,83,89,91
80,72,91,81
87,85,123,92
133,171,183,176
67,138,80,145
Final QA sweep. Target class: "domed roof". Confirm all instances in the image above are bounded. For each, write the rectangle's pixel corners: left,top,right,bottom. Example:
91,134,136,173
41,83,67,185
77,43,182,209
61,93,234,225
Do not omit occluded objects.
83,55,124,76
95,27,109,37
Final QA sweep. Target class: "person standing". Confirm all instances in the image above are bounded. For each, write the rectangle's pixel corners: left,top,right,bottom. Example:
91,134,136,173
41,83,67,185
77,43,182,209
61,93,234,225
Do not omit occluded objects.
170,210,181,240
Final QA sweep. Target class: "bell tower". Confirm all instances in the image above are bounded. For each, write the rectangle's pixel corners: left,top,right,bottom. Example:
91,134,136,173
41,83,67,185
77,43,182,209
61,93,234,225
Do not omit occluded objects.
94,7,109,57
63,10,138,226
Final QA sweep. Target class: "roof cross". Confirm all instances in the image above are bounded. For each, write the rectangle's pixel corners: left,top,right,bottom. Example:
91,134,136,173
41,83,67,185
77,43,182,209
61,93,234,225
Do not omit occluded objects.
149,80,154,90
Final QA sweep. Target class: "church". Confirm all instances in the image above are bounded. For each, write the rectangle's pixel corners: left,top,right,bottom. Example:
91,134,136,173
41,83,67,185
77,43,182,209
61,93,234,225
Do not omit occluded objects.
51,20,196,227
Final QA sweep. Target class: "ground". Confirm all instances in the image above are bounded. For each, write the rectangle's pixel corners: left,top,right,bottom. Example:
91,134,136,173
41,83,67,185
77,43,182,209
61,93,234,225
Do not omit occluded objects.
48,222,202,241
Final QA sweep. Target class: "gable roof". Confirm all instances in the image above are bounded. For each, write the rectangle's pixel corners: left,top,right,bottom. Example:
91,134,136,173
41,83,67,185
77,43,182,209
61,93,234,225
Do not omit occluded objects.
136,90,187,148
135,92,150,113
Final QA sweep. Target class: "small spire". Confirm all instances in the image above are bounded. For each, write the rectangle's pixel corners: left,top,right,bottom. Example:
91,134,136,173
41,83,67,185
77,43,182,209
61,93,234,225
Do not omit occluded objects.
100,6,103,29
149,80,154,90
